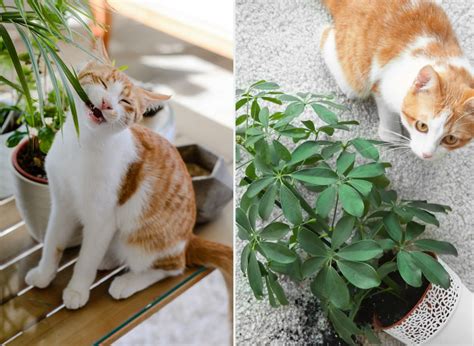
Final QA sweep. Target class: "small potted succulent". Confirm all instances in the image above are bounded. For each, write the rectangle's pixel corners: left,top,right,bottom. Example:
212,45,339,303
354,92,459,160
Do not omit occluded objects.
235,81,472,345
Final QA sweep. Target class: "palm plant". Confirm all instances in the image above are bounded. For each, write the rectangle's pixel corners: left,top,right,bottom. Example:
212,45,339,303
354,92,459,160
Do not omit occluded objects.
0,0,95,146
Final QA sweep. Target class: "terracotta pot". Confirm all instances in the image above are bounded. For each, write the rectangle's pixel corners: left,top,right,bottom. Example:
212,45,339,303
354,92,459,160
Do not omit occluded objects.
377,258,473,345
11,139,81,246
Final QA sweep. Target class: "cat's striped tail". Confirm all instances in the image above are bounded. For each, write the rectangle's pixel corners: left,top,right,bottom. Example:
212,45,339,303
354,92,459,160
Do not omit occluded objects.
186,235,233,320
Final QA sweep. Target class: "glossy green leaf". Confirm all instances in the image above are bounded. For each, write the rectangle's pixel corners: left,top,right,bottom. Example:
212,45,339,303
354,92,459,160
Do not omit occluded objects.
351,138,379,160
325,266,350,309
411,251,450,289
246,177,275,198
315,186,337,218
332,215,355,249
267,272,289,305
408,208,440,226
260,242,297,264
347,163,385,179
247,251,263,298
338,184,364,217
302,256,327,278
298,228,328,256
241,243,251,273
280,184,302,225
311,103,338,124
258,183,278,220
383,213,403,243
273,140,291,161
337,240,383,261
288,141,320,165
397,251,422,287
405,222,426,241
292,168,339,185
337,260,381,289
258,106,269,126
413,239,458,256
336,151,356,174
348,179,373,197
260,222,290,240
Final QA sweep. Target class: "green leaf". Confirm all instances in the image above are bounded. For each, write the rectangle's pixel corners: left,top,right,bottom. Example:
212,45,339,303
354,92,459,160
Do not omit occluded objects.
254,82,280,90
236,98,250,111
325,266,350,309
6,131,27,148
258,183,278,221
413,239,458,256
268,272,289,305
292,168,339,185
348,179,373,197
298,228,328,256
411,252,450,289
397,251,422,287
265,276,278,307
351,138,379,160
260,222,290,240
377,238,396,251
248,204,258,231
408,201,451,213
284,102,305,117
347,163,385,179
336,151,356,174
259,106,269,126
302,256,327,278
328,306,360,345
377,261,397,279
338,184,364,217
38,127,55,153
321,142,342,159
273,140,291,161
311,103,338,124
337,240,383,261
332,215,355,249
246,177,275,198
337,260,381,289
247,251,263,298
383,213,403,243
236,207,252,233
315,186,337,218
280,184,302,225
408,208,440,226
260,242,297,264
235,114,247,126
241,244,251,273
288,141,320,165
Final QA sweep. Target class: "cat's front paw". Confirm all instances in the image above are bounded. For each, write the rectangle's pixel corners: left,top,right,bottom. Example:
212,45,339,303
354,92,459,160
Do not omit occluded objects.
63,286,90,309
109,274,136,300
25,266,56,288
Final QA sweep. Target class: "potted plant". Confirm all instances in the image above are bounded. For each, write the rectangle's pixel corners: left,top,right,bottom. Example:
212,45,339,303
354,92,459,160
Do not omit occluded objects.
0,1,95,243
235,81,472,345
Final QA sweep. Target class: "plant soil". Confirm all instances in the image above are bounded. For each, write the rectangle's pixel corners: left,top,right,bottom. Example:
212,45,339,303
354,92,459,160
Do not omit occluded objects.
356,253,430,328
186,162,211,177
17,140,47,180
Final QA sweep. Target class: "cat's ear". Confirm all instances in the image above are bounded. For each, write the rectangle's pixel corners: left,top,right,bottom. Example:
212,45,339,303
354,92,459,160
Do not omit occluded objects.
93,38,112,64
462,95,474,116
413,65,440,93
141,89,171,113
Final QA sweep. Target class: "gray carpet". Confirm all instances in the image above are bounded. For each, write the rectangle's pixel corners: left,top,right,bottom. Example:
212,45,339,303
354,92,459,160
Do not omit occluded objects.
235,0,473,344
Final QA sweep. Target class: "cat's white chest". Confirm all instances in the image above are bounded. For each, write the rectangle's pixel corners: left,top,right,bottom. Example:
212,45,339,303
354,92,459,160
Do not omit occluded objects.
46,124,137,221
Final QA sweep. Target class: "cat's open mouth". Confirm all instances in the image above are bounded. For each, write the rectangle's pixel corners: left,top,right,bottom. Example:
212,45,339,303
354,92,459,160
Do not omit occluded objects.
87,103,106,124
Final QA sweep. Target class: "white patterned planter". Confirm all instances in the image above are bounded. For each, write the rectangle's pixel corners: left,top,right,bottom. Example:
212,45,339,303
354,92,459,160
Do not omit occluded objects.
382,259,473,345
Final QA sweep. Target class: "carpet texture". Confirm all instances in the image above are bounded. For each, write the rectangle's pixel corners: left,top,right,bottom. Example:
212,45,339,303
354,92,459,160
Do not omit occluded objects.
235,0,473,344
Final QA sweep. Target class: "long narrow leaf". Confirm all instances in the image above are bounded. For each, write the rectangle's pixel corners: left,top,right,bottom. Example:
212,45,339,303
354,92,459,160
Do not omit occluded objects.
0,24,34,118
16,25,45,124
0,75,23,93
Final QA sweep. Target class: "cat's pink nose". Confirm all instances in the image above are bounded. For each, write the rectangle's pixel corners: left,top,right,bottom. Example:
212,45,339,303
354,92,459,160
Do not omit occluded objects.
422,152,433,159
101,99,112,110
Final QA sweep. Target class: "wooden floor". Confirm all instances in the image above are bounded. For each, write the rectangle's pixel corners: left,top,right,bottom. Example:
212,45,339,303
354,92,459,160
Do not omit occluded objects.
0,102,233,345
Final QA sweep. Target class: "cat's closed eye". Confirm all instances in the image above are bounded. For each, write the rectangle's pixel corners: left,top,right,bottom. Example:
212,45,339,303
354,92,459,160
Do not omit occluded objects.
99,78,107,89
121,99,131,105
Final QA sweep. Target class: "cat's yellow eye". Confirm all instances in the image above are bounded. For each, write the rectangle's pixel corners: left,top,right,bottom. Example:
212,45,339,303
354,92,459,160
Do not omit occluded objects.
415,121,428,133
442,135,458,146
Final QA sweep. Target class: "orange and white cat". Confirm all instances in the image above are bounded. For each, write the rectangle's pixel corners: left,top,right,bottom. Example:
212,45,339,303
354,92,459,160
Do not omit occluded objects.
25,60,232,310
321,0,474,160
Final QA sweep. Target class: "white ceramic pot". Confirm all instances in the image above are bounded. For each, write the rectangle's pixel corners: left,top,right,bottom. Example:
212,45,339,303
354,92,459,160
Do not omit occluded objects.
140,103,176,142
11,139,81,247
382,258,473,345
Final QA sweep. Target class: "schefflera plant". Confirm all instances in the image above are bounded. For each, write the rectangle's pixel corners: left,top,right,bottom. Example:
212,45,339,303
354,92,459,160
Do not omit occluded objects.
235,81,458,344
